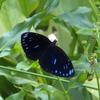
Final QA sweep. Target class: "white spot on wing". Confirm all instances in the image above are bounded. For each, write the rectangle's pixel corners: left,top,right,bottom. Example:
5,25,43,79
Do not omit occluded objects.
69,70,72,75
55,70,58,73
29,37,33,42
63,66,66,69
33,45,39,49
63,73,65,76
66,64,68,69
59,71,61,75
26,47,28,50
23,34,28,38
71,69,74,74
54,58,57,65
66,73,68,77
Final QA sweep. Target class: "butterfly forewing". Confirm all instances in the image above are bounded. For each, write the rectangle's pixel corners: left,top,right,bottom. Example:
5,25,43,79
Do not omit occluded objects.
39,46,75,77
21,32,51,60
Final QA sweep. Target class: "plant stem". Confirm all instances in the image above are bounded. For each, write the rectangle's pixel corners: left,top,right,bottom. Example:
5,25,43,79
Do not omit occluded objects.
88,0,99,21
0,65,69,83
57,77,70,100
0,65,98,90
83,83,98,90
0,57,16,66
95,71,100,100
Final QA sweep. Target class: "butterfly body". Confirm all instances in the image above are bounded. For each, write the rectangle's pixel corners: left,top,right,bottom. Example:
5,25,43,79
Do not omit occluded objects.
21,32,75,78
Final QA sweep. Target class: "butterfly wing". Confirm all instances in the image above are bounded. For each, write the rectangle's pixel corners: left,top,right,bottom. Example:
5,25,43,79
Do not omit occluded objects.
39,46,75,77
21,32,51,60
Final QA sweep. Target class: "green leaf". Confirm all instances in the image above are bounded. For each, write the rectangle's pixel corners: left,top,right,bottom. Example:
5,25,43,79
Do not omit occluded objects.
77,28,94,36
76,72,88,84
0,58,16,67
43,0,60,13
73,7,91,14
0,0,25,32
0,76,18,98
5,91,25,100
10,77,38,85
0,48,11,57
0,66,39,86
0,0,6,9
56,7,95,29
69,87,94,100
16,61,31,71
17,0,39,17
33,84,67,100
73,55,91,73
95,62,100,76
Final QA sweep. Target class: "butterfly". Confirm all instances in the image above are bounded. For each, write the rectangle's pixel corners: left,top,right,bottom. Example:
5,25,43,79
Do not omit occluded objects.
21,32,75,78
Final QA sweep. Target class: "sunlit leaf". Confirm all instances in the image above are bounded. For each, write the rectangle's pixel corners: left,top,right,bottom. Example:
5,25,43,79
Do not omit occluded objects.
5,91,25,100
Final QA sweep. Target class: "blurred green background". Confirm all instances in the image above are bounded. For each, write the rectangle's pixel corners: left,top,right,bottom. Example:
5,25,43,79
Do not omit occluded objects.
0,0,100,100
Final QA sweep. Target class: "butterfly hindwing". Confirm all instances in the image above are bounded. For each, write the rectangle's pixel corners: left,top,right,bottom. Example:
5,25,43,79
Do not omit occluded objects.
39,46,75,77
21,32,51,60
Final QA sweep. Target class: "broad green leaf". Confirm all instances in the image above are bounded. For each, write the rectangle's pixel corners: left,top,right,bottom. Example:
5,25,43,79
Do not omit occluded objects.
43,0,60,13
76,72,88,84
17,0,39,17
56,7,95,29
0,76,18,98
0,58,16,67
53,0,92,15
69,87,95,100
5,91,25,100
33,84,67,100
9,77,38,86
0,48,11,57
84,79,99,100
16,61,31,71
32,0,60,14
57,25,73,54
73,7,91,14
77,28,94,36
0,0,25,32
73,55,91,73
0,0,6,9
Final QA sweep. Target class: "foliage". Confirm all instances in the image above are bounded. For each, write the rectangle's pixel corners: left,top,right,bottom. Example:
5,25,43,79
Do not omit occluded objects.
0,0,100,100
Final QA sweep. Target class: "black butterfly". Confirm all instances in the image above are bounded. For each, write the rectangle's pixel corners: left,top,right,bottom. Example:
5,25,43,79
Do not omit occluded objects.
21,32,75,77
